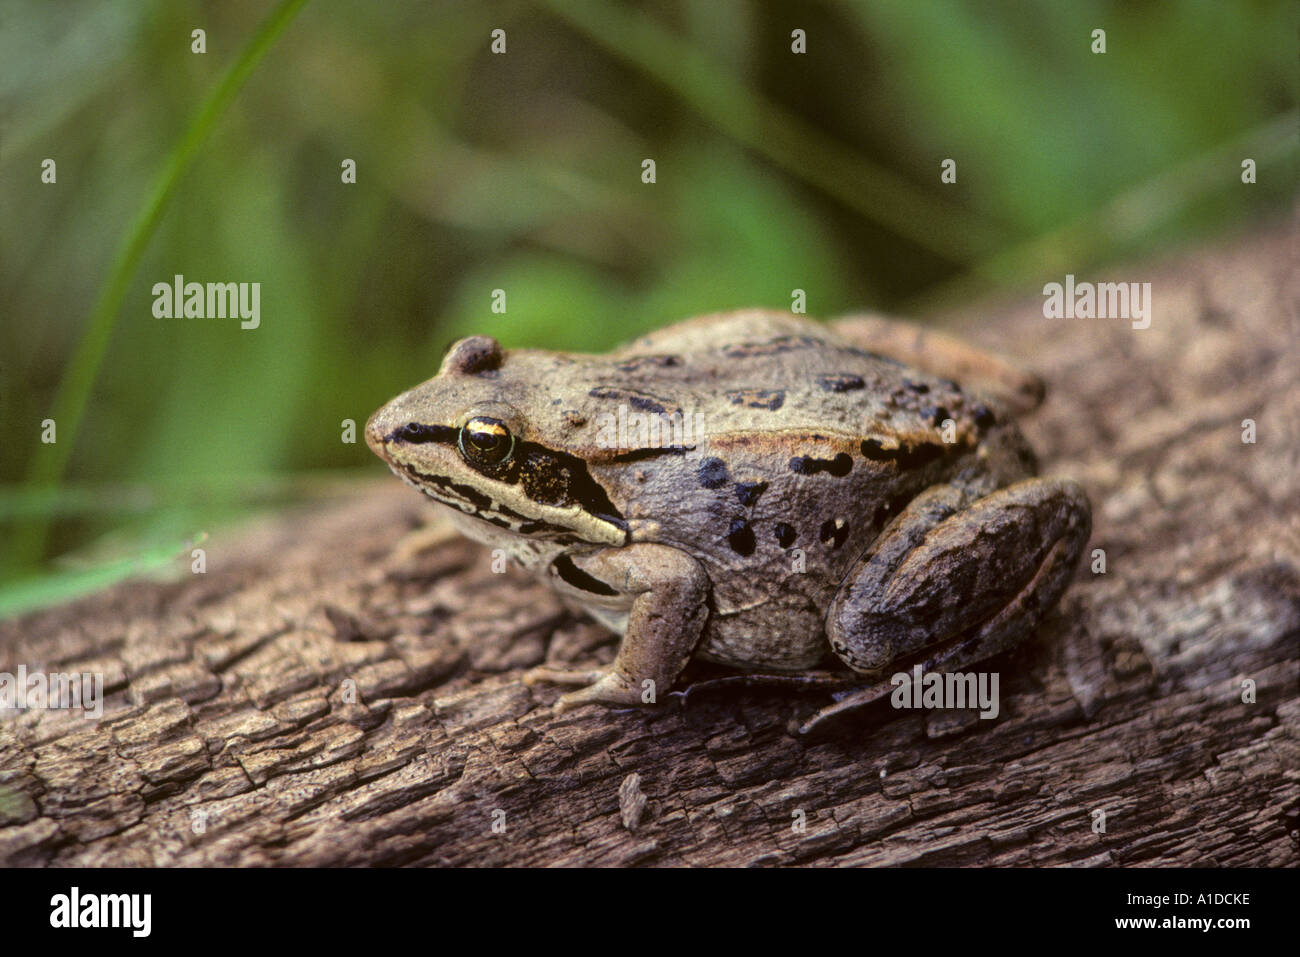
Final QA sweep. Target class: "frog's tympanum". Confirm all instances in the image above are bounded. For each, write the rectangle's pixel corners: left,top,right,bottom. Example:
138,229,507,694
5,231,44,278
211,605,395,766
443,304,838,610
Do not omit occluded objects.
367,311,1091,728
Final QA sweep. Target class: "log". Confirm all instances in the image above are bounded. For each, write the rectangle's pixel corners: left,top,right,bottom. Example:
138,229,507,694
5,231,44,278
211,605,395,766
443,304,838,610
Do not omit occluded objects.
2,222,1296,867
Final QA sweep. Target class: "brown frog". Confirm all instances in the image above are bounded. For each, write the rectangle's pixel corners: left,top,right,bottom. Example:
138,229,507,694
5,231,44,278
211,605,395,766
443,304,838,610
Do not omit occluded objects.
366,310,1091,730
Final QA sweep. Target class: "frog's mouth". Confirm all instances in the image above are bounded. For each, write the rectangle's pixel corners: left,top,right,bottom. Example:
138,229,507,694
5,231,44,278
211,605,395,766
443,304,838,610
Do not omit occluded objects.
369,419,629,547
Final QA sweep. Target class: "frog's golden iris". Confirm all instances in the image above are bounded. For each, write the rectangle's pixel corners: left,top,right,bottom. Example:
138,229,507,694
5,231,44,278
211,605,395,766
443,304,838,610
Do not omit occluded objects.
457,415,514,467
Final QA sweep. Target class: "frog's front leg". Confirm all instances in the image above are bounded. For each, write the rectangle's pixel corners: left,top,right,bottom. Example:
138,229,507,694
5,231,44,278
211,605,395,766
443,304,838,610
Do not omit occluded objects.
813,477,1091,730
524,543,709,712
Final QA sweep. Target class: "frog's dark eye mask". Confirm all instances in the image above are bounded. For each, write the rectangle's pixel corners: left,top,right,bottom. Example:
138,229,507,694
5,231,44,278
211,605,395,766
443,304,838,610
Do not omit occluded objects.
390,417,517,469
391,422,455,444
380,415,628,546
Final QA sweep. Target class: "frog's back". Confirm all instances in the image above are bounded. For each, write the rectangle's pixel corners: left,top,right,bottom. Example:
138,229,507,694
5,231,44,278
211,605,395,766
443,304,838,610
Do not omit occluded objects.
605,309,994,444
575,311,1026,669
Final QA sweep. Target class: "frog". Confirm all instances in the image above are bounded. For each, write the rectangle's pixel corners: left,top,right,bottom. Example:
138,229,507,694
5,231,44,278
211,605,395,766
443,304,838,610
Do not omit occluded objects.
365,309,1091,732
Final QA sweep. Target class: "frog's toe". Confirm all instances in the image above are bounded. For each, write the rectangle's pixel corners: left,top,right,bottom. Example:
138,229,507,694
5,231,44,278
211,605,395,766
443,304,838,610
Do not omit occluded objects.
522,665,607,688
795,676,898,735
553,670,642,712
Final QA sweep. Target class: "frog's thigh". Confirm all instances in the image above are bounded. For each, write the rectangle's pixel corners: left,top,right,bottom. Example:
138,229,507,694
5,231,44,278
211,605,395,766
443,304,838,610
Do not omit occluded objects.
827,478,1091,673
830,313,1044,414
538,544,710,709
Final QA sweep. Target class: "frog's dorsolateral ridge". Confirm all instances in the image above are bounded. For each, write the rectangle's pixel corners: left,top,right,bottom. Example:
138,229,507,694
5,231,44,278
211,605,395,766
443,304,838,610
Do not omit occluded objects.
366,310,1091,727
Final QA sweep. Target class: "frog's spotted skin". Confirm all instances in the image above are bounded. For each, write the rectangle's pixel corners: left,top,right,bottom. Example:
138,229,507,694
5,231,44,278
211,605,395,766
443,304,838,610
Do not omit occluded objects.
367,310,1091,720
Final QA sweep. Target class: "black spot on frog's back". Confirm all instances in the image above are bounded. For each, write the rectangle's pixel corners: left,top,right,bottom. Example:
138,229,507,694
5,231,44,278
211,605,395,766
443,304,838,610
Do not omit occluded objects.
722,335,821,359
921,405,950,428
789,452,853,477
816,373,865,393
698,457,730,489
614,354,681,373
774,523,797,548
734,480,768,507
860,438,948,469
819,518,850,549
587,386,674,415
903,377,930,395
725,389,785,411
727,518,756,556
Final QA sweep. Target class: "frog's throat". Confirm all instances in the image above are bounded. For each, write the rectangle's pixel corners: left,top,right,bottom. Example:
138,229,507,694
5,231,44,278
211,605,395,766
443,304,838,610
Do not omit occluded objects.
384,444,628,547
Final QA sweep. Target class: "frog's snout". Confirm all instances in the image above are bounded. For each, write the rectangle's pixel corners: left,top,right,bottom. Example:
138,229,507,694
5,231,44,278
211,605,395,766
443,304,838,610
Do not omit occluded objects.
364,406,390,460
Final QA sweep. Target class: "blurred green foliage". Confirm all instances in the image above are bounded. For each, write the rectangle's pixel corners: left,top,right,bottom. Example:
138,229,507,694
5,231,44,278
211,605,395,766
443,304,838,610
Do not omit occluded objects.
1,0,1294,612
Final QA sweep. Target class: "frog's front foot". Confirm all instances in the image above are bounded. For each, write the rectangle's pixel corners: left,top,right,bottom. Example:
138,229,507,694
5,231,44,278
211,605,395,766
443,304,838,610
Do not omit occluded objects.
524,665,642,711
525,543,709,713
522,664,606,688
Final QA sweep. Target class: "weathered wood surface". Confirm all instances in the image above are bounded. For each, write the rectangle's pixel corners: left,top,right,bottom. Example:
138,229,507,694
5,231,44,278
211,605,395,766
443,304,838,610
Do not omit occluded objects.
2,224,1297,867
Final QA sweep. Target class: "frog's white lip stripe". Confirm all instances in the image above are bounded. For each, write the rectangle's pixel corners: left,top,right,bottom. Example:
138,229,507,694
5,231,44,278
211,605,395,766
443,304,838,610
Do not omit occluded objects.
391,466,479,514
387,455,627,547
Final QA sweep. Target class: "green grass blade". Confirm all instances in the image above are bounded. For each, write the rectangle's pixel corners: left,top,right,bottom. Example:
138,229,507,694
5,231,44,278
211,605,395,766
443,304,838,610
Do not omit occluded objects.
9,0,311,574
0,540,191,620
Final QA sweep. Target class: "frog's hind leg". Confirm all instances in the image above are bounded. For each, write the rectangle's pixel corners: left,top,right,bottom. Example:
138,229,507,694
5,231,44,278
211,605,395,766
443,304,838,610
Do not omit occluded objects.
795,676,900,735
679,670,903,736
679,670,861,705
829,313,1044,414
806,477,1091,735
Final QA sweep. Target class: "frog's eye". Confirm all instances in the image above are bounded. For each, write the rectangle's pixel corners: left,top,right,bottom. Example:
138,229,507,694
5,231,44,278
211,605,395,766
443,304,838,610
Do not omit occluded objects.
458,415,514,467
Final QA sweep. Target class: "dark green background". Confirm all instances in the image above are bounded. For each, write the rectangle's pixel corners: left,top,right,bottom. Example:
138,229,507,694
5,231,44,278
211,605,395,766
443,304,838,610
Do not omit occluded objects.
1,0,1293,612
